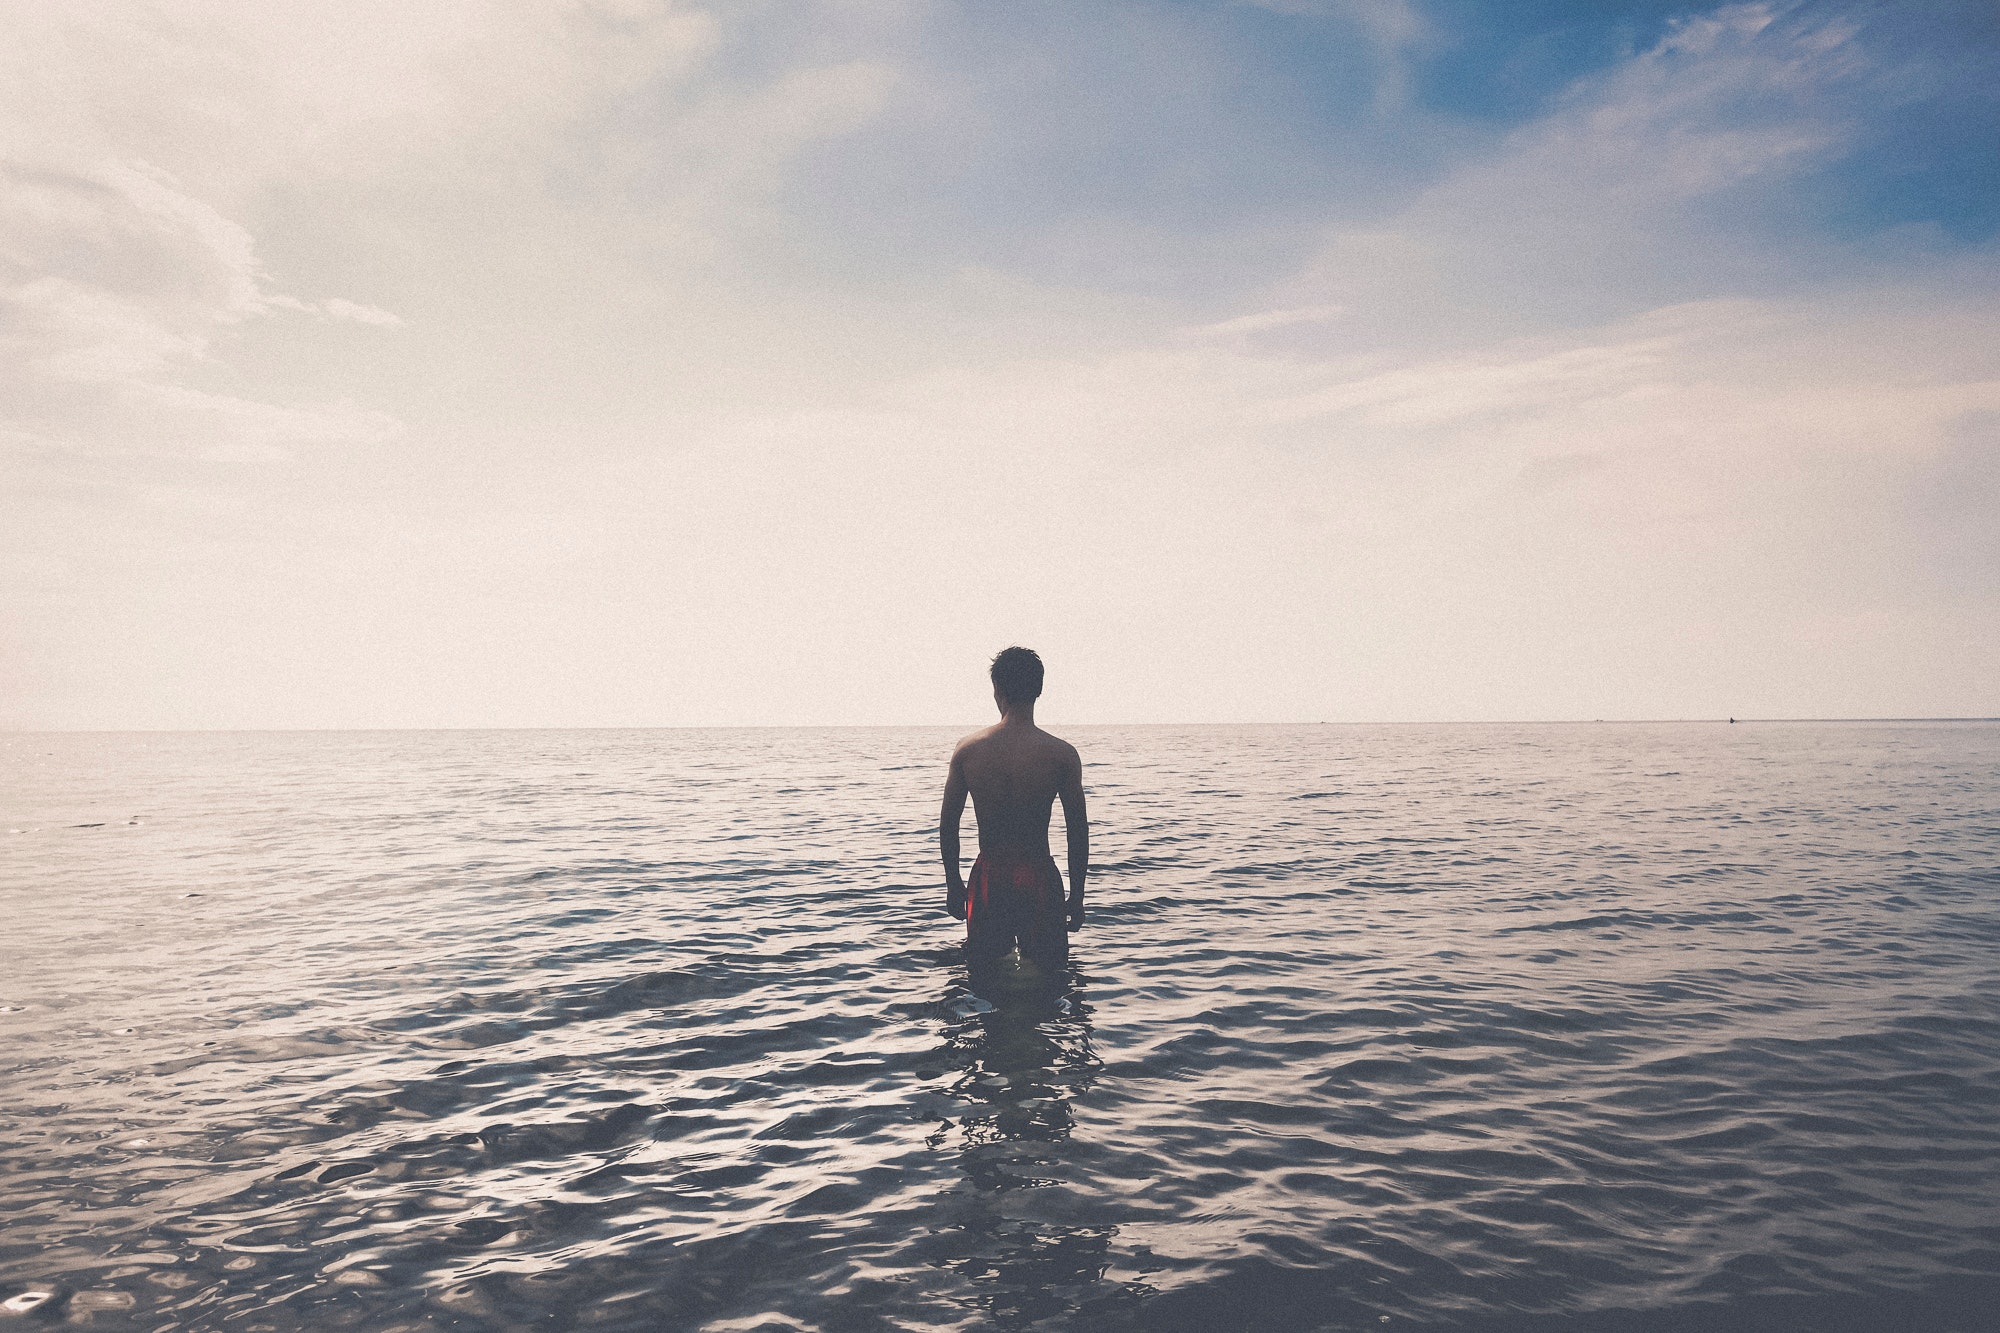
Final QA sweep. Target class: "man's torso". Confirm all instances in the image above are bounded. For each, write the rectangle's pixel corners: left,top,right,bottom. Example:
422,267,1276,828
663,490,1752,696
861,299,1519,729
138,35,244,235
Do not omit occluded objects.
957,724,1075,863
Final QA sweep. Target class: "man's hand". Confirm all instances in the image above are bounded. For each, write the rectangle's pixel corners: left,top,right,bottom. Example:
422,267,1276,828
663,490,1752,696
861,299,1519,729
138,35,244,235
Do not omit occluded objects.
1066,895,1084,932
947,881,968,920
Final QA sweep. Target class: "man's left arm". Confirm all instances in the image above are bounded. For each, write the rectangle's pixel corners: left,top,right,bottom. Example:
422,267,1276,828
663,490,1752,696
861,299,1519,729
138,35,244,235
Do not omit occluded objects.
1058,749,1089,931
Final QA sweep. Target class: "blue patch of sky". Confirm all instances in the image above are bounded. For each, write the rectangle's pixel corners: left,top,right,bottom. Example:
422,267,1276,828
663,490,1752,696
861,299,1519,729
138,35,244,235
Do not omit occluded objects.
1238,0,2000,246
1787,0,2000,242
724,0,1997,289
1402,0,1735,121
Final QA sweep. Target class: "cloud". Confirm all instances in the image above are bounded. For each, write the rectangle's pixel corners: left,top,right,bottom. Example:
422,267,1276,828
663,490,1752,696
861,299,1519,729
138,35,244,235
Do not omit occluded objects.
0,0,917,477
1266,324,1675,427
1181,303,1347,339
737,279,1998,720
320,298,403,326
0,157,402,459
1233,0,1435,108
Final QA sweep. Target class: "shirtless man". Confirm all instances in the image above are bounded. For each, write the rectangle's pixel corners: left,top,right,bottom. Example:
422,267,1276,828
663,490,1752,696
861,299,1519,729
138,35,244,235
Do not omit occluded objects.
939,647,1089,974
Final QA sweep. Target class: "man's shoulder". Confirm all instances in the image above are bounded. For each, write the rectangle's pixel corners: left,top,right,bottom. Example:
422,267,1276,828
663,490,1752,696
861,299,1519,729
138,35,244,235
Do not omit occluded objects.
1008,720,1088,764
952,724,1003,758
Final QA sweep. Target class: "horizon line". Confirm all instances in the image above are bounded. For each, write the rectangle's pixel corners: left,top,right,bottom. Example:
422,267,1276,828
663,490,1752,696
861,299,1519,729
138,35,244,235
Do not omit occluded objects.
4,717,1997,737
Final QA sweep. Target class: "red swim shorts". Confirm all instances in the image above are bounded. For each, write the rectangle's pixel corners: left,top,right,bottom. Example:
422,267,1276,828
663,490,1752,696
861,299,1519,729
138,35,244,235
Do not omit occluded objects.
966,853,1067,962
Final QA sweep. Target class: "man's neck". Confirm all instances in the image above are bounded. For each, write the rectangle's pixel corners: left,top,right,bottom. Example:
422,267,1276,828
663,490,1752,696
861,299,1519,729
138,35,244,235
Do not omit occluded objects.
999,703,1037,728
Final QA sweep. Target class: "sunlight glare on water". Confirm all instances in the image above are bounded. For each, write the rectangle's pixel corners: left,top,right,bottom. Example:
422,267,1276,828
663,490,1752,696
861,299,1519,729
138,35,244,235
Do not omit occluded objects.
3,723,1998,1331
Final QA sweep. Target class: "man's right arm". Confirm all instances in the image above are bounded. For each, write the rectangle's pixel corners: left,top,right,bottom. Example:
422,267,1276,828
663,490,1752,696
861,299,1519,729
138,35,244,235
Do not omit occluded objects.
940,749,969,920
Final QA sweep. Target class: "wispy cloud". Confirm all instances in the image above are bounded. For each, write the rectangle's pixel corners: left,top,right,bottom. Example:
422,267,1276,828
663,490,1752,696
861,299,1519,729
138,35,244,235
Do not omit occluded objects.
0,159,402,460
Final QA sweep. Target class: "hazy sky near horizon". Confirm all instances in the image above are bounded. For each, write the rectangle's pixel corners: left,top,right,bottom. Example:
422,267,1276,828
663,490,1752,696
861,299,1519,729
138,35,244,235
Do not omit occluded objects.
4,0,1997,729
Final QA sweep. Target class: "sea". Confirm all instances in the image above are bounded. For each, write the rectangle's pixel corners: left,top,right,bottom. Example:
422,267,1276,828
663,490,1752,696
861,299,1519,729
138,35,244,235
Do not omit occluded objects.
3,723,1998,1332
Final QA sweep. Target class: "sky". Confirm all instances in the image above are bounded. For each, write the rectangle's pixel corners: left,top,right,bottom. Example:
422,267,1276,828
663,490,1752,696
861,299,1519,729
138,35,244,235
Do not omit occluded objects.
3,0,1997,729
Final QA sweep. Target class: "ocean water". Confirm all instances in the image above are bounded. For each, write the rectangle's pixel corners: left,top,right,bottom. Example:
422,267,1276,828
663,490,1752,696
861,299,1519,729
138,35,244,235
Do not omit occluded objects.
3,722,1998,1333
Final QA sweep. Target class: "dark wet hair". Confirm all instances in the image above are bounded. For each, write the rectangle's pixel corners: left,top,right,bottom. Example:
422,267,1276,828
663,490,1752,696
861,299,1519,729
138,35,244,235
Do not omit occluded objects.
989,646,1044,704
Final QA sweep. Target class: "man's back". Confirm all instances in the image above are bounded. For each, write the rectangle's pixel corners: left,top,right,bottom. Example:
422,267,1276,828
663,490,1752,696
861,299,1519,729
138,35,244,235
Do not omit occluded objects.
954,721,1077,862
939,647,1090,961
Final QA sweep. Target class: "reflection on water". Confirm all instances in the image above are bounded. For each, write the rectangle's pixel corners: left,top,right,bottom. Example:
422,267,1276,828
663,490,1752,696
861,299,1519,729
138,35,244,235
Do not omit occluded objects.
4,723,2000,1331
932,961,1126,1331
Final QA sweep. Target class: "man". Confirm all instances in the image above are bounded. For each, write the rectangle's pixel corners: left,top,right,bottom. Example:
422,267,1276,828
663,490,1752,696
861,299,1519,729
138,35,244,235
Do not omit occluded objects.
939,646,1089,974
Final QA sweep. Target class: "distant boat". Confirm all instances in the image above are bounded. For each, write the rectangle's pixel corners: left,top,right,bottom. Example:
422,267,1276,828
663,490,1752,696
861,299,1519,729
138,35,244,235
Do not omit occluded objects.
1729,717,1736,724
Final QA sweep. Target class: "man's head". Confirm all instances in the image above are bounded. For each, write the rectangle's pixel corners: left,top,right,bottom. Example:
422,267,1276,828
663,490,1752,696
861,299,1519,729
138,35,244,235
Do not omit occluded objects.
989,646,1044,709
